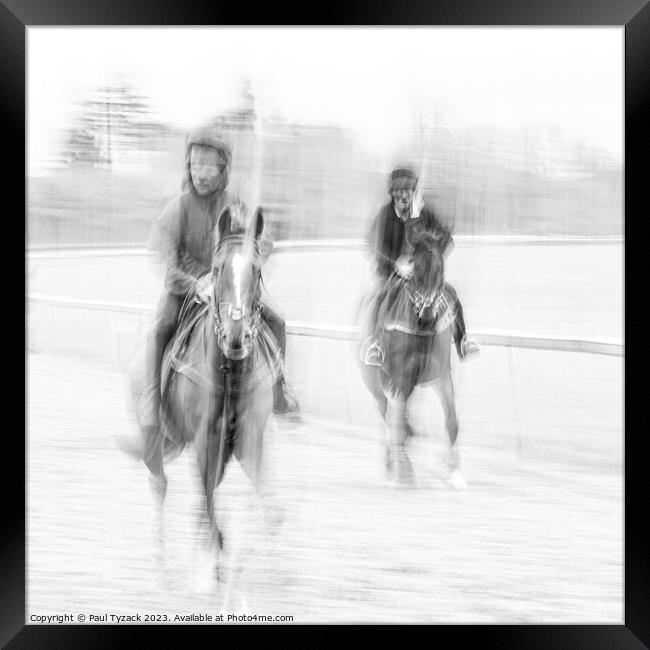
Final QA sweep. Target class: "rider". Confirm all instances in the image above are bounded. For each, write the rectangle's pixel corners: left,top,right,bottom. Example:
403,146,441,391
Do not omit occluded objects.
362,166,481,366
142,126,299,472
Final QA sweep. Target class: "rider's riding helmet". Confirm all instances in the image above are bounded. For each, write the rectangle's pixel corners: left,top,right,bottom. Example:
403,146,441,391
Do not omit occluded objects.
182,125,232,195
388,167,418,193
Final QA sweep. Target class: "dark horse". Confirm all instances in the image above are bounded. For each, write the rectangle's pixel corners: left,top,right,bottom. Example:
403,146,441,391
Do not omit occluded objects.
358,231,465,488
130,205,279,576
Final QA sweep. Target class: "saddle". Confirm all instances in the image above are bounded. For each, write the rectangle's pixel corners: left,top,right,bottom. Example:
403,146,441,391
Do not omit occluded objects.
364,280,455,388
164,296,283,395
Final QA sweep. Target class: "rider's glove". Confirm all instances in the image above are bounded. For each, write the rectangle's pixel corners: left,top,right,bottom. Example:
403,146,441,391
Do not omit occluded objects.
195,273,213,303
394,255,414,279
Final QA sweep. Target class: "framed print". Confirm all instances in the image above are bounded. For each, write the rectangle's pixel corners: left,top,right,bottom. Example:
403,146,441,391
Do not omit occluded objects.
8,0,648,646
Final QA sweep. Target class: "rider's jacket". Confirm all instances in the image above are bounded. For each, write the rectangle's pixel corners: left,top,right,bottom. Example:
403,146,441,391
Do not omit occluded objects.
151,189,237,296
367,199,454,281
149,126,271,297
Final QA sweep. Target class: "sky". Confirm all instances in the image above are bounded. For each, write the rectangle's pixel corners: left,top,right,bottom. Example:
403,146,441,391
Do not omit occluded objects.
27,27,624,174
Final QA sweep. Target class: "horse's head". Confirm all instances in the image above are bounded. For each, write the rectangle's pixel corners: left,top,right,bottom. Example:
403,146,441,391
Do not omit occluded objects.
210,205,265,360
408,231,445,323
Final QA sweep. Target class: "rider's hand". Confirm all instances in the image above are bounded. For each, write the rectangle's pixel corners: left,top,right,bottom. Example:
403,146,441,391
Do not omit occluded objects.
394,255,414,279
195,273,212,303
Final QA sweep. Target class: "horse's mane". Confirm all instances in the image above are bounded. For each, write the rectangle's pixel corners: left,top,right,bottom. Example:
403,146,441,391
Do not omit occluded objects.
211,230,264,305
412,230,442,255
213,231,262,269
410,231,444,291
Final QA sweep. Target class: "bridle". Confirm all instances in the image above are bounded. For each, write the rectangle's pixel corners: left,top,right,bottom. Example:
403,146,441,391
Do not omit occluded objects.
210,235,264,360
212,300,263,343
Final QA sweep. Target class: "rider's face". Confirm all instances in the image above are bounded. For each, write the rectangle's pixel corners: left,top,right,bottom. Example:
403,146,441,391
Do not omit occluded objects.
190,145,225,196
392,187,414,216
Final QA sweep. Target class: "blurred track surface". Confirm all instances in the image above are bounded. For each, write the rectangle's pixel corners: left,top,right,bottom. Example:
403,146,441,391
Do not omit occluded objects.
27,351,622,624
27,244,623,623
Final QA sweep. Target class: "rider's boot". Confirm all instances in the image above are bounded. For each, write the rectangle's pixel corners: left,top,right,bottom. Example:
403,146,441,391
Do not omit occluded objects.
443,284,481,362
143,424,167,500
273,375,300,420
361,283,389,367
450,302,480,361
260,304,301,420
446,444,467,490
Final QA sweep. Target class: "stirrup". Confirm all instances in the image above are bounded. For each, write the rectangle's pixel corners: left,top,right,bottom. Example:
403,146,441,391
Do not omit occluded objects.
362,338,384,367
459,336,481,360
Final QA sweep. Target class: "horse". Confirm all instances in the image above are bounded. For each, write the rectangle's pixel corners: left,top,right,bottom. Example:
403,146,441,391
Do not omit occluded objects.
129,204,281,579
358,231,465,488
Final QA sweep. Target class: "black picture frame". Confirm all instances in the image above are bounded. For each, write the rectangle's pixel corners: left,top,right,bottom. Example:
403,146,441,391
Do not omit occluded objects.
10,0,647,646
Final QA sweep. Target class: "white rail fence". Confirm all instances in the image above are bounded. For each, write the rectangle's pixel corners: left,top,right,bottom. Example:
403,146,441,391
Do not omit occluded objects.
27,235,624,259
26,287,623,463
27,292,623,357
26,241,623,464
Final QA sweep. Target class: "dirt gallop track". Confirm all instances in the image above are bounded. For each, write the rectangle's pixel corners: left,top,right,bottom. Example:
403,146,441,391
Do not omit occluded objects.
27,350,622,624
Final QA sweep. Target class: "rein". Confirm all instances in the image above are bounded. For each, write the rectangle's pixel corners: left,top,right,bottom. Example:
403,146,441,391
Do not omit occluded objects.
403,280,443,321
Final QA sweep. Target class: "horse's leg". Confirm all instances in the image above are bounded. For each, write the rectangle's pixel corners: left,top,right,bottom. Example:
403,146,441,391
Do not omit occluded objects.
435,372,467,489
209,412,232,548
234,387,282,531
143,389,167,564
195,399,231,585
385,391,414,485
135,349,167,497
358,293,392,473
206,424,223,550
404,406,416,440
437,372,459,450
360,361,392,474
372,375,392,474
218,390,274,613
193,432,218,591
144,426,166,564
381,412,393,475
143,425,167,500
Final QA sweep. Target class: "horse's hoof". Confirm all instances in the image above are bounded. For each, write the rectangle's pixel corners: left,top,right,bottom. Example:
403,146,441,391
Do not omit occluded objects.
395,468,416,488
446,469,468,491
398,476,416,487
395,455,416,485
448,446,461,470
148,473,168,501
116,434,144,460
